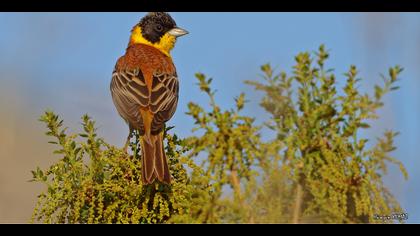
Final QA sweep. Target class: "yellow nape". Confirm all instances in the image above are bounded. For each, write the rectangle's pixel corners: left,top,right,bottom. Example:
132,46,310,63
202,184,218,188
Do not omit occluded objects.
130,26,176,57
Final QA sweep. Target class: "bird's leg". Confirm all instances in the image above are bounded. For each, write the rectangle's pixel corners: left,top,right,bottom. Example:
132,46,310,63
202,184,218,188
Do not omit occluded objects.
123,126,134,153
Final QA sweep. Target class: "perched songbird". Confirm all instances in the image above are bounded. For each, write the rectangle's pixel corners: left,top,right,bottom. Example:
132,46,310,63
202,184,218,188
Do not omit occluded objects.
110,12,188,185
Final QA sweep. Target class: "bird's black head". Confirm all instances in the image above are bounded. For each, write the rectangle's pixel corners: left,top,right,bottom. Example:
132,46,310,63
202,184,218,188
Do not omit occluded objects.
129,12,188,56
138,12,176,43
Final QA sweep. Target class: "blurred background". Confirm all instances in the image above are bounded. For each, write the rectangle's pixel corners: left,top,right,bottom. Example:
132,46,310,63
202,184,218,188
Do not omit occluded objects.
0,13,419,223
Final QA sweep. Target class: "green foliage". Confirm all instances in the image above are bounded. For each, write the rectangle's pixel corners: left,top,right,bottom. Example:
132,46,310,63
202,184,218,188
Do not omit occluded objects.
31,111,209,223
31,45,407,223
246,45,407,223
186,73,264,223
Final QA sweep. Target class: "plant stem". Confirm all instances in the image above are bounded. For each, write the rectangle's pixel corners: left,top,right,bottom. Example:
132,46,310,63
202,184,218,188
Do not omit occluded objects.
292,182,303,223
230,169,254,223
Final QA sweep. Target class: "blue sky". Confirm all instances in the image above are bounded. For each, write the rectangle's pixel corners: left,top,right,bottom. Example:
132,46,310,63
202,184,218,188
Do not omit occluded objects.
0,13,419,223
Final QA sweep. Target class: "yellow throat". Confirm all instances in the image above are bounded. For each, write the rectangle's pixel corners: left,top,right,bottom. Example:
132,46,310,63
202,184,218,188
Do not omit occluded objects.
130,26,176,57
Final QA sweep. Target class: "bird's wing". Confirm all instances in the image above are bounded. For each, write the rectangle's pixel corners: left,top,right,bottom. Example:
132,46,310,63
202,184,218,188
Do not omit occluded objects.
110,68,179,135
149,71,179,135
110,68,149,133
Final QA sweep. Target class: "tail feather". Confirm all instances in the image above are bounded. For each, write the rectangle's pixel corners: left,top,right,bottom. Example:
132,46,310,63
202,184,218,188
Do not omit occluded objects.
141,132,171,185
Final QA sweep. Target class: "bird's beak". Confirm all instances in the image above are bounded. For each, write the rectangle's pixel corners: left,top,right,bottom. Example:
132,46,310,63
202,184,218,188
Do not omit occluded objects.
168,27,189,38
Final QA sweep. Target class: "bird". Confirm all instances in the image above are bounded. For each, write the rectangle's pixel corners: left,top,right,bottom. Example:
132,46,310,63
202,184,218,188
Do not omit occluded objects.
110,12,188,185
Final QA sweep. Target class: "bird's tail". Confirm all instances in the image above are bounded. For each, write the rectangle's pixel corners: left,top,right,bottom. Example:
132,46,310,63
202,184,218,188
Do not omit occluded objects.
140,131,171,185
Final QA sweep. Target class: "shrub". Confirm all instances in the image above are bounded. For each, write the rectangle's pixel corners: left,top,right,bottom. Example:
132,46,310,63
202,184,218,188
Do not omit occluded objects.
31,45,407,223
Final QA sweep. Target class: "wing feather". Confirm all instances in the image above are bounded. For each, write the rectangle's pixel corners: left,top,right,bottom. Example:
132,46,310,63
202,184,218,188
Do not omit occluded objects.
110,68,179,135
110,69,148,133
150,72,179,134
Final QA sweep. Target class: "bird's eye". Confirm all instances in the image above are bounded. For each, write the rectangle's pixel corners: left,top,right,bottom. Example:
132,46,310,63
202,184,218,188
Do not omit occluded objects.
155,25,163,32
